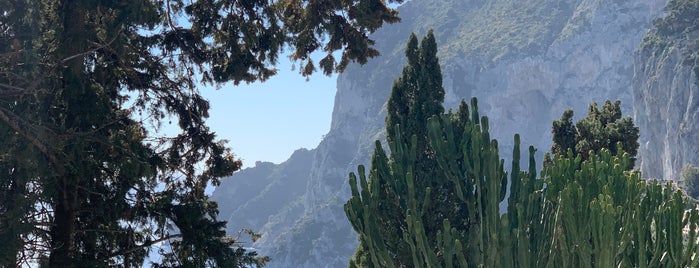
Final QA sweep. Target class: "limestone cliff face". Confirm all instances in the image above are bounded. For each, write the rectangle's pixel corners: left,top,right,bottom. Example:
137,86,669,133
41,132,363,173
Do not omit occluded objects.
212,0,666,267
633,19,699,180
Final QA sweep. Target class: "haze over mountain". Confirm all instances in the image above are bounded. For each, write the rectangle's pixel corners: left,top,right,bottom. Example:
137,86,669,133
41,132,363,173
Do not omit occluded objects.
212,0,676,266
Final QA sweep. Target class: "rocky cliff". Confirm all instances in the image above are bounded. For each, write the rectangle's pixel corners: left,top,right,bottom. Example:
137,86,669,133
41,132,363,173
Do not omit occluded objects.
633,0,699,181
212,0,666,266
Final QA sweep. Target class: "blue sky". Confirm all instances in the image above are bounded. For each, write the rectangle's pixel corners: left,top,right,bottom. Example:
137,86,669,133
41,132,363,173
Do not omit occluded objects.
190,1,407,168
201,58,338,167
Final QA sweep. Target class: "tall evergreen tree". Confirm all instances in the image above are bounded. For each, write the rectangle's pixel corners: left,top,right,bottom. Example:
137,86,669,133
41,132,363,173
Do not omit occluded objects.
347,30,466,267
386,31,453,241
386,32,444,154
0,0,403,266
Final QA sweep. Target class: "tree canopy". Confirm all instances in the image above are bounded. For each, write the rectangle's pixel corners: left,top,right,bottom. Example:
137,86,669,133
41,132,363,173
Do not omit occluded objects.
549,100,639,169
0,0,403,266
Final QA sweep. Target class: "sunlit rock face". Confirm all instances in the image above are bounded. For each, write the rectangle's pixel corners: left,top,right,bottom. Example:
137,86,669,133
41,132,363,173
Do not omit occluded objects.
633,30,699,181
212,0,666,267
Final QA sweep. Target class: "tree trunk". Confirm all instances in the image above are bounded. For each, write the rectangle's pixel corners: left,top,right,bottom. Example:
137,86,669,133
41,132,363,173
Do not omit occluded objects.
49,184,77,266
48,0,85,265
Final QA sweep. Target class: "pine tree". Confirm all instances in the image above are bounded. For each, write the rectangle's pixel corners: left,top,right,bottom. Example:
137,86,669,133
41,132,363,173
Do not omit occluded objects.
0,0,403,266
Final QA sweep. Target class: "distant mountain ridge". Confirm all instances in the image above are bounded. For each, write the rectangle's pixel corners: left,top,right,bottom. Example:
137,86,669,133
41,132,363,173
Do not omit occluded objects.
212,0,667,266
212,148,312,242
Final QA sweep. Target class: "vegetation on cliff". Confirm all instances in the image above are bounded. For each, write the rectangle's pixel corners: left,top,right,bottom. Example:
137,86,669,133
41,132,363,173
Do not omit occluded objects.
641,0,699,82
399,0,584,63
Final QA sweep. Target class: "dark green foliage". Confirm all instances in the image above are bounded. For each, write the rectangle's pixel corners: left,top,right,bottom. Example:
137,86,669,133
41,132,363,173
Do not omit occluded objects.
652,0,699,38
549,100,639,169
551,110,577,156
0,0,402,266
384,32,450,247
386,31,445,151
681,164,699,199
348,30,446,267
346,32,699,268
348,107,699,267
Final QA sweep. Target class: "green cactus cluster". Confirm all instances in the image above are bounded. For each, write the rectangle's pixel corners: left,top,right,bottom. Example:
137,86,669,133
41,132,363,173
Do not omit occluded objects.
344,31,699,268
345,100,699,267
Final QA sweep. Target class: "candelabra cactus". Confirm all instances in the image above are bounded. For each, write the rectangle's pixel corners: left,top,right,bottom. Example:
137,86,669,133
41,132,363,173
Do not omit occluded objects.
345,104,699,267
540,146,699,268
344,30,699,268
346,97,515,267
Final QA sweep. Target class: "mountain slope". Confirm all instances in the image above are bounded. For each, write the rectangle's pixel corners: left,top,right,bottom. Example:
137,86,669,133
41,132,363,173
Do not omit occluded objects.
211,148,313,240
633,0,699,180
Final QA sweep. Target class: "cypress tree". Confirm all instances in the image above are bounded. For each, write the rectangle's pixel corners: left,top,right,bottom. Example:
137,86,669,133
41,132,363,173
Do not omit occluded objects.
348,30,476,267
386,31,445,152
348,30,447,267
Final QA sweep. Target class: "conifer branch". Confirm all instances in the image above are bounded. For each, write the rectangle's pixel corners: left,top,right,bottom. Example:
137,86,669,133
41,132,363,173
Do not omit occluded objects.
104,233,183,259
0,107,63,174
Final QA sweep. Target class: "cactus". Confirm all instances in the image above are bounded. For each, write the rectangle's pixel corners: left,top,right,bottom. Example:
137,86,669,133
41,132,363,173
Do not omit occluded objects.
345,101,699,267
537,146,699,268
346,97,515,267
344,30,699,268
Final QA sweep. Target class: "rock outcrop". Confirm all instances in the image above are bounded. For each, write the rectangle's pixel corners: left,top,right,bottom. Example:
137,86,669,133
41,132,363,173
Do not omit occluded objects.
633,2,699,180
212,0,667,266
